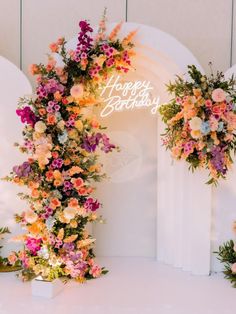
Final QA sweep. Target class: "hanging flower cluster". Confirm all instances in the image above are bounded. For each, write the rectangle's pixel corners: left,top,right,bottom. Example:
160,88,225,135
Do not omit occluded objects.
159,65,236,184
4,16,135,281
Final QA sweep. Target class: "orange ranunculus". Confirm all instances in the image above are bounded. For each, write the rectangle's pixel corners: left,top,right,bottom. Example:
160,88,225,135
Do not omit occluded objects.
41,191,49,198
78,186,88,195
54,179,63,187
29,64,40,75
54,91,62,101
68,198,79,208
50,198,61,209
31,189,40,198
28,181,39,189
39,108,46,116
72,177,84,189
69,166,83,176
49,42,59,52
47,114,57,125
64,159,71,166
46,170,54,182
52,151,59,159
53,170,62,180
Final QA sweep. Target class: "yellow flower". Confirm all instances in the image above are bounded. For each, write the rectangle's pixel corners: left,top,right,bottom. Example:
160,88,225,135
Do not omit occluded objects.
191,130,201,139
34,121,47,133
68,129,78,139
74,120,83,131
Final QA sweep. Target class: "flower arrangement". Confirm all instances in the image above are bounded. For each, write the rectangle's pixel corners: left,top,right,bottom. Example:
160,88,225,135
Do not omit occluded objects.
159,65,236,184
0,227,21,272
215,222,236,288
4,13,135,282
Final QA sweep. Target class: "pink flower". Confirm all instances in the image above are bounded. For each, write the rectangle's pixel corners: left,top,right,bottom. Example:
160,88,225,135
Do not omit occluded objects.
212,88,226,102
70,84,84,98
209,116,218,131
89,264,102,278
231,263,236,273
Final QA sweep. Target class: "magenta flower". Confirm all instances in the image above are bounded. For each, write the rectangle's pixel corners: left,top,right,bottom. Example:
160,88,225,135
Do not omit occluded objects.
51,158,63,169
76,20,93,55
16,106,38,127
84,197,100,212
25,237,42,256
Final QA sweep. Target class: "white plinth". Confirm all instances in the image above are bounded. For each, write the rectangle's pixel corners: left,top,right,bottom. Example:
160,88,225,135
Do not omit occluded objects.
31,277,64,298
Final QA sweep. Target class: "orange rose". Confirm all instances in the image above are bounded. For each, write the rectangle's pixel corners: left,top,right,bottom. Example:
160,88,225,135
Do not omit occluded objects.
72,178,84,189
68,198,79,208
49,42,59,52
31,189,40,198
47,114,57,125
39,108,46,116
50,198,61,209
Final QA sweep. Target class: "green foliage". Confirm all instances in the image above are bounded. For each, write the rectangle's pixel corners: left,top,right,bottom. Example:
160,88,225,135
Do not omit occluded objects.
215,240,236,288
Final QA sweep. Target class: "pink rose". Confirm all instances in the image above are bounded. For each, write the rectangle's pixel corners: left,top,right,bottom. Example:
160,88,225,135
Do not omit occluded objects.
231,263,236,273
212,88,226,102
70,84,84,99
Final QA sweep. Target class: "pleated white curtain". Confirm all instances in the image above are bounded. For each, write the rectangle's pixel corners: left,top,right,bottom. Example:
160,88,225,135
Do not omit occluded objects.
157,118,212,275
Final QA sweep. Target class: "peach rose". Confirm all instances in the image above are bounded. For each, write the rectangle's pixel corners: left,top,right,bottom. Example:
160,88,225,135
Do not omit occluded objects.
25,210,38,224
231,263,236,273
212,88,226,102
70,84,84,98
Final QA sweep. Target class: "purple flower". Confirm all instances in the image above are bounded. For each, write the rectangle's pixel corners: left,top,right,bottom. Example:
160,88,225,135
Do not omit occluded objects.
63,242,75,252
63,181,73,192
211,146,227,175
76,20,93,55
101,134,116,153
16,106,38,127
84,197,100,212
81,133,102,152
51,158,63,169
13,161,32,177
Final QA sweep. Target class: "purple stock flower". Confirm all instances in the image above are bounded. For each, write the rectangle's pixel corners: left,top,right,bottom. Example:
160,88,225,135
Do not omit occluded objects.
63,242,75,252
84,197,100,212
76,20,93,55
211,146,227,175
16,106,38,127
13,161,32,177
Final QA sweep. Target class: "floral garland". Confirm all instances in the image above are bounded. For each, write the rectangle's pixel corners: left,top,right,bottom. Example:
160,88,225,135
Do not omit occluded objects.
159,65,236,184
215,222,236,288
4,15,135,281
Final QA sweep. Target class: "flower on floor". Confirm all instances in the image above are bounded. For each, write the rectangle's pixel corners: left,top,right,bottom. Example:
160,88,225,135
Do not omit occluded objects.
159,65,236,185
4,11,135,282
215,223,236,288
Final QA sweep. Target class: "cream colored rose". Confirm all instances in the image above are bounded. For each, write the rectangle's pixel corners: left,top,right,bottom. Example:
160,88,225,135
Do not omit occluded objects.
25,210,38,224
189,117,202,130
63,207,77,220
57,120,65,131
34,121,47,133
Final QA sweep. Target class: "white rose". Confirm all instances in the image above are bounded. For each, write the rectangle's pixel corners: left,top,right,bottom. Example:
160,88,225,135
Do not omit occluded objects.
34,121,47,133
25,210,38,224
189,117,202,131
63,207,77,220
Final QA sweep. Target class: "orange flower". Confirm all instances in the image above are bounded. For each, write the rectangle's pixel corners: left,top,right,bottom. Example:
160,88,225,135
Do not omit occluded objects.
68,198,79,208
72,177,84,189
78,186,88,195
39,108,46,116
64,158,71,166
29,64,40,75
41,191,49,198
50,198,61,209
54,91,62,101
47,114,57,125
52,151,59,159
28,181,39,189
69,166,83,176
54,179,63,187
46,170,54,182
49,42,59,52
27,221,43,235
31,189,40,198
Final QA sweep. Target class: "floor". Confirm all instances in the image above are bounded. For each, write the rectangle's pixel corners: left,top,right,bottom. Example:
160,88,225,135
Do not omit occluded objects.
0,257,234,314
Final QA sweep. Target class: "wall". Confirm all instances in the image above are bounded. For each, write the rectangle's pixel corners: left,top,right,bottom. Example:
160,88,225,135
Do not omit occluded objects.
0,0,235,77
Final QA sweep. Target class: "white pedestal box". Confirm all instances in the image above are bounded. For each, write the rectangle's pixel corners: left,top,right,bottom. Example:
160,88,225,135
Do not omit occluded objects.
31,277,64,298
